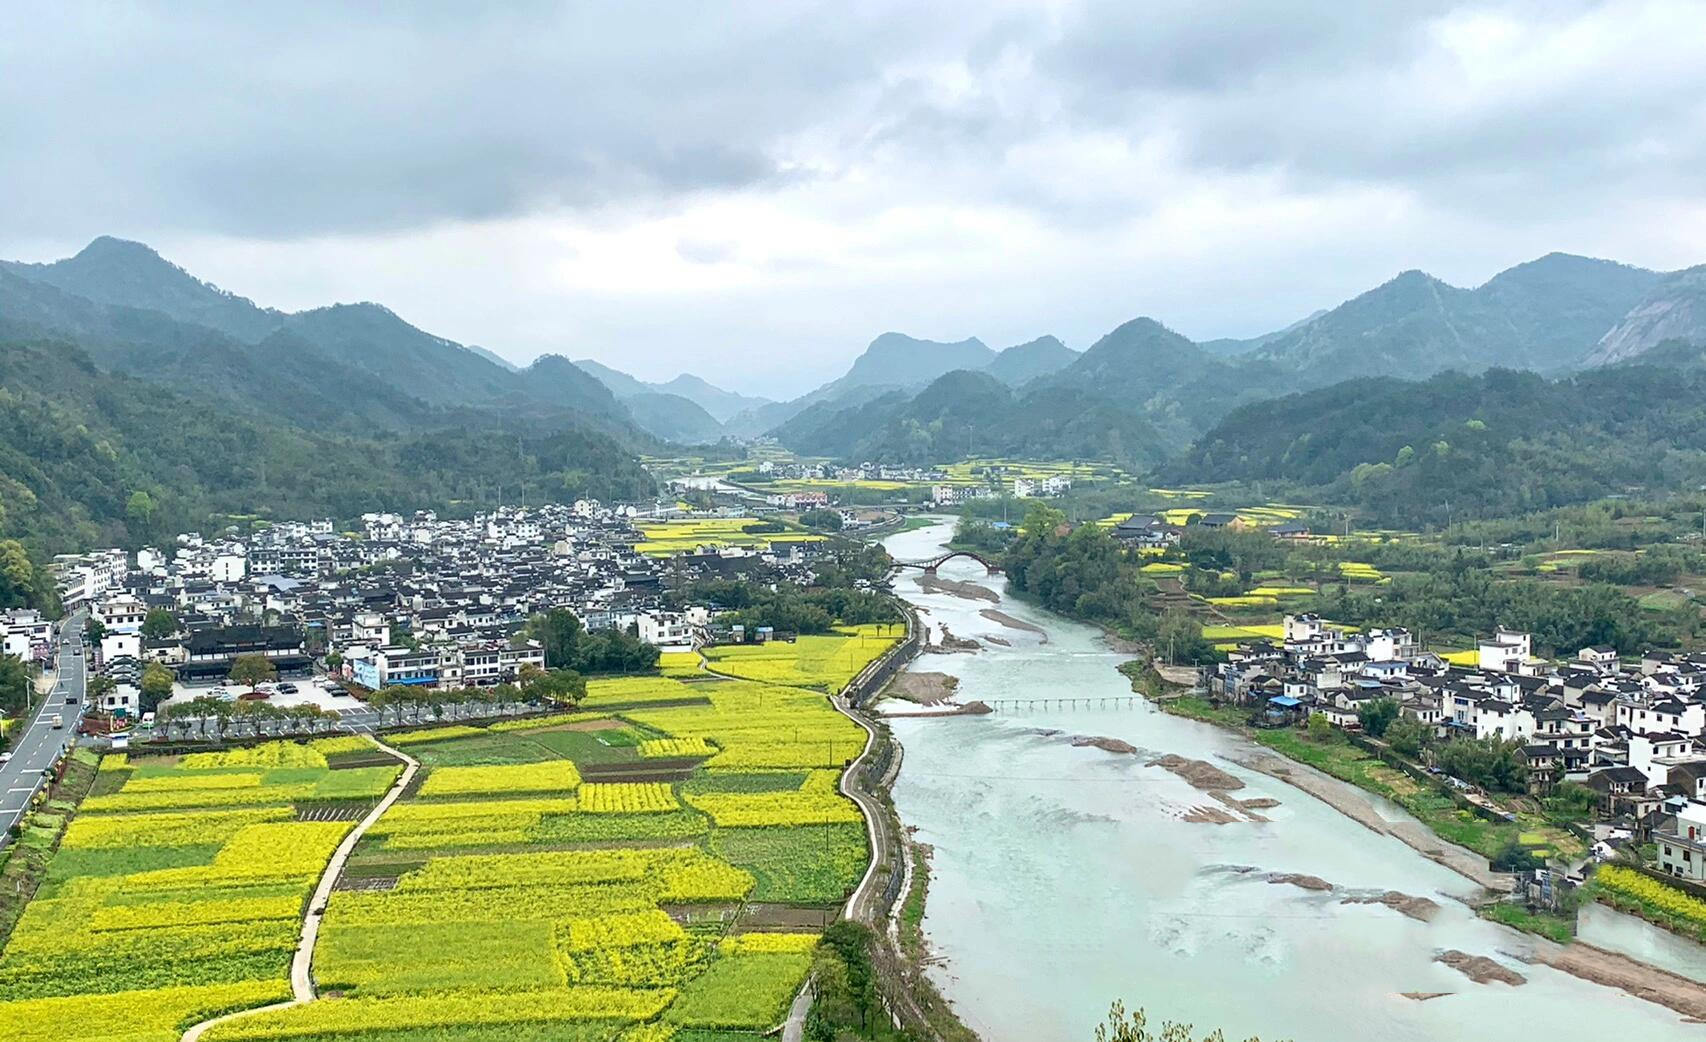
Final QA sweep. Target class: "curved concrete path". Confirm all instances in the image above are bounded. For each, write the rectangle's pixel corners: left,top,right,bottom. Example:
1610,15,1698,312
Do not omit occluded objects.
182,736,419,1042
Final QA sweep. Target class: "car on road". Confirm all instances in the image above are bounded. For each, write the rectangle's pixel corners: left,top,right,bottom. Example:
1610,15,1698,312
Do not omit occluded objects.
65,695,77,704
0,752,11,766
71,648,81,656
51,714,63,729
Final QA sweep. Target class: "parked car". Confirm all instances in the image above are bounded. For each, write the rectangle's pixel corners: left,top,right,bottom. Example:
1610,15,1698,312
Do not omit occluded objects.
0,751,12,766
277,683,299,695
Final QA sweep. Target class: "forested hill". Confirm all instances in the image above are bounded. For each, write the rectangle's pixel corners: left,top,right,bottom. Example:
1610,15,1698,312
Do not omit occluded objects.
0,237,658,445
771,368,1171,469
1155,365,1706,525
0,338,655,555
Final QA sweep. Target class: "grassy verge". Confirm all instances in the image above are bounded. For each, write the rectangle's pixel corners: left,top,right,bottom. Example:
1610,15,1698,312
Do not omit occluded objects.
899,842,929,960
0,747,100,946
1479,901,1576,943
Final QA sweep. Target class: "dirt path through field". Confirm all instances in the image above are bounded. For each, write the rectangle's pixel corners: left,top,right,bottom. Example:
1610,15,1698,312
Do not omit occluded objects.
181,736,419,1042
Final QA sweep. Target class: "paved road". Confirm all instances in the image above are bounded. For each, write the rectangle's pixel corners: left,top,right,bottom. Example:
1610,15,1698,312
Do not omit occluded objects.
1,612,86,846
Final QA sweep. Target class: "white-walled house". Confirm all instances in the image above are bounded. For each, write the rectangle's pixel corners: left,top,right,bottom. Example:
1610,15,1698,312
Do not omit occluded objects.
1478,627,1533,674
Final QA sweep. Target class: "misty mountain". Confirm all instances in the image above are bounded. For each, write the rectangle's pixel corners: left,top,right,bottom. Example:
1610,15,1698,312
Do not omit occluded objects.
1037,316,1284,446
1198,310,1328,357
1584,265,1706,366
651,373,771,423
620,393,726,444
772,368,1169,469
1250,253,1660,383
1,235,286,342
574,359,769,439
0,236,649,444
830,332,996,391
731,330,1064,439
466,343,520,371
982,336,1079,385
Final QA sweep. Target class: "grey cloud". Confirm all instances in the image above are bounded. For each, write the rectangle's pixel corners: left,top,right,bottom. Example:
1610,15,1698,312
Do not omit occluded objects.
0,1,974,240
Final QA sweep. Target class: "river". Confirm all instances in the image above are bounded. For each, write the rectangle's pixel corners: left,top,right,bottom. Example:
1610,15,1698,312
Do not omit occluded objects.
881,518,1701,1042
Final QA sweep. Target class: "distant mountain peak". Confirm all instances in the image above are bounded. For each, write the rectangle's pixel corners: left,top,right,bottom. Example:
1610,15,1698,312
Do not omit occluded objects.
75,235,164,260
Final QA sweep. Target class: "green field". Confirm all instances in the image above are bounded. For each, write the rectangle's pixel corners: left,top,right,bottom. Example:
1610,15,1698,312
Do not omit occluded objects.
0,665,886,1042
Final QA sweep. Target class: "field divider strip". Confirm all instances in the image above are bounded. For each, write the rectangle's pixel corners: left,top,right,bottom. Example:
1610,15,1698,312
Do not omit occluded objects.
180,735,420,1042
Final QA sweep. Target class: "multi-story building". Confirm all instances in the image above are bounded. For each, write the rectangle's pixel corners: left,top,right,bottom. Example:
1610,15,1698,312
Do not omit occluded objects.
2,609,55,662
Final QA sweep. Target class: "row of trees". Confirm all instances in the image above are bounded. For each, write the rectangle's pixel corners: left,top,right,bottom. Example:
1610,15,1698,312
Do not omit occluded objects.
156,697,346,741
158,666,586,740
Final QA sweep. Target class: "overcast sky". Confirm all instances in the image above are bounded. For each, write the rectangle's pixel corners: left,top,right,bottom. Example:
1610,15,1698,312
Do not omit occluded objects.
5,1,1706,399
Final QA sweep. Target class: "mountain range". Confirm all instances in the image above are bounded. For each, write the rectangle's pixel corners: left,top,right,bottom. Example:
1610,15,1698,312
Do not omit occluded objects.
7,236,1706,544
755,251,1706,471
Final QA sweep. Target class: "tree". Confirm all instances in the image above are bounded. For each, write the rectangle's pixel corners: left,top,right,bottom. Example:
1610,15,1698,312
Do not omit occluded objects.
799,508,843,532
141,608,179,640
1490,841,1545,873
139,662,175,714
1384,714,1429,758
805,921,881,1040
0,540,47,611
228,653,277,691
1358,698,1400,738
521,667,586,706
526,608,585,670
125,490,157,535
1096,1001,1270,1042
325,650,344,673
1436,735,1529,793
524,608,660,674
83,618,107,645
0,654,30,719
86,673,117,707
1306,712,1335,742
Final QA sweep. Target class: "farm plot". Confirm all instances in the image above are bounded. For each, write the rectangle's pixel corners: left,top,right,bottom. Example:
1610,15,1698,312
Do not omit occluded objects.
1,657,878,1041
0,739,397,1042
633,518,825,557
700,625,900,694
204,669,862,1038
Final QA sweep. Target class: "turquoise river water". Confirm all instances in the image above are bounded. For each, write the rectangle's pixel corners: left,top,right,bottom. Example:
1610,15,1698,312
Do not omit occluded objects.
882,519,1701,1042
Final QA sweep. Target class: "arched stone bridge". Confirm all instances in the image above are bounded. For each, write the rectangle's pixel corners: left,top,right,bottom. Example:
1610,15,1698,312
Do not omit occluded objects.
891,550,1002,575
